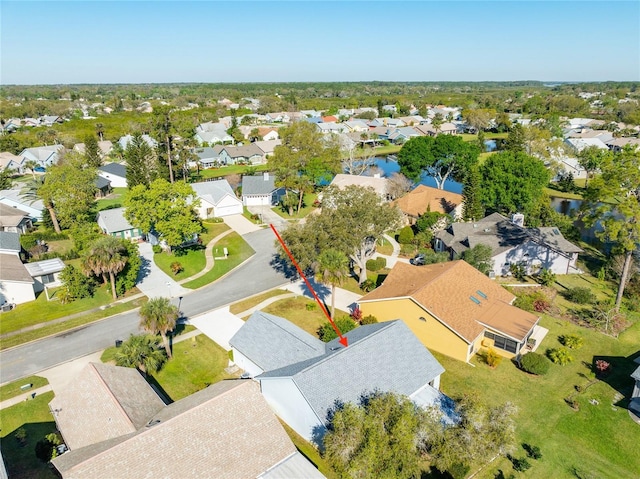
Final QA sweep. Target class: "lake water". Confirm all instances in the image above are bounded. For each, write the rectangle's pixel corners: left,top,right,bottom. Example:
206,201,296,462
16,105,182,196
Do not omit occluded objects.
374,157,463,194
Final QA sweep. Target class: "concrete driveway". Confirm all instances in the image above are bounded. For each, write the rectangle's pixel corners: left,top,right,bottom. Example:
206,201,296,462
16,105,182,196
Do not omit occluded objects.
247,206,288,229
223,214,262,235
136,242,190,299
187,306,244,351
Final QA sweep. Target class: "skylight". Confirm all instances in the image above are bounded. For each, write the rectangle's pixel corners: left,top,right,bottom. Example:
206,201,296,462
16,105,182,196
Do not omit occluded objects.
476,290,488,299
469,296,481,305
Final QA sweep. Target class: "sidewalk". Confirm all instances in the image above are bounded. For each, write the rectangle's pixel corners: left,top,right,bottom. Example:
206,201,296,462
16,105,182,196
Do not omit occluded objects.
176,229,233,285
372,233,410,268
136,242,190,299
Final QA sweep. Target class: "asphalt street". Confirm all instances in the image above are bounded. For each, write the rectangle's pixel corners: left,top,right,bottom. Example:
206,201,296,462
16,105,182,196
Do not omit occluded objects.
0,228,288,384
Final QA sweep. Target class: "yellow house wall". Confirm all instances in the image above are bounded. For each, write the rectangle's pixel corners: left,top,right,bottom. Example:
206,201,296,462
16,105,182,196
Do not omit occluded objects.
360,298,471,362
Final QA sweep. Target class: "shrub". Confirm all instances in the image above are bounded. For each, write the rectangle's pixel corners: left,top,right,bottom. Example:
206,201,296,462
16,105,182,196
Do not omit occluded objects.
366,257,386,271
59,265,96,302
559,334,583,349
485,347,502,368
170,261,184,275
511,457,531,472
595,359,611,374
361,314,378,325
510,263,527,281
413,230,433,249
305,302,317,311
14,427,26,443
547,347,573,365
513,289,550,313
35,433,61,462
350,306,363,322
318,316,357,342
360,279,376,292
520,352,550,375
562,287,595,304
397,226,415,244
523,443,542,460
537,268,556,286
399,243,416,256
152,244,162,254
447,463,470,479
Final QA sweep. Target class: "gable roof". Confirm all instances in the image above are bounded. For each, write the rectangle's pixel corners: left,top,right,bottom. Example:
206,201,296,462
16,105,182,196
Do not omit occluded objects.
435,212,582,256
98,162,126,178
191,179,238,206
52,380,318,479
0,203,29,227
360,261,538,343
49,363,166,450
258,321,445,424
222,143,263,159
242,173,277,196
230,311,326,371
0,253,33,283
96,207,135,234
330,174,388,197
393,185,463,217
0,231,21,252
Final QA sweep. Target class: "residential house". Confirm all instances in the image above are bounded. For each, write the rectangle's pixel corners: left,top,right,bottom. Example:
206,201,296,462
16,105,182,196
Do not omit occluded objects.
0,188,44,221
0,253,35,305
0,231,22,256
387,126,421,144
630,364,640,418
193,146,225,168
73,140,113,157
554,157,587,180
265,112,290,123
40,115,63,126
24,257,65,293
0,152,25,173
434,212,583,275
300,109,322,118
397,115,427,126
258,127,279,141
341,120,370,133
368,118,405,128
97,163,127,188
194,123,234,146
19,144,65,168
565,129,614,144
321,115,338,123
191,179,243,218
382,104,398,113
94,176,112,198
0,204,32,234
118,134,157,150
359,261,541,362
564,137,608,152
49,364,324,479
96,207,143,241
329,174,389,199
230,313,447,444
606,137,640,153
241,172,286,207
414,122,458,137
254,139,282,162
393,185,464,225
316,122,346,134
218,143,264,165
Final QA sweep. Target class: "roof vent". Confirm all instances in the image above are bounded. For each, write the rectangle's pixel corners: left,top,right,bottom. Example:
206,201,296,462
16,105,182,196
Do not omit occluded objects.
146,419,161,428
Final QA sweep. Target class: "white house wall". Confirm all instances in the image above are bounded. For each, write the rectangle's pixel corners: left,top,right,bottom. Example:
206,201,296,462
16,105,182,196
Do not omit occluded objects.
492,241,574,276
0,280,36,305
98,172,127,188
214,195,243,217
231,349,264,377
259,378,326,444
243,195,271,207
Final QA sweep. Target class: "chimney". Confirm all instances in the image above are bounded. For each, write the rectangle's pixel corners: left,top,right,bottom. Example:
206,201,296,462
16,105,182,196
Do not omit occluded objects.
263,172,269,181
511,213,525,227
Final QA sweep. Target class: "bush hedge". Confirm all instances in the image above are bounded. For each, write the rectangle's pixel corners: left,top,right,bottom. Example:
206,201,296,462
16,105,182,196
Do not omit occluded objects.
547,347,574,365
562,287,595,304
397,226,414,245
366,257,386,271
520,352,550,375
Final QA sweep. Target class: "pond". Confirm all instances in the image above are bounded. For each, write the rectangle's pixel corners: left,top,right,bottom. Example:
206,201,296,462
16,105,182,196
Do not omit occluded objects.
374,157,463,194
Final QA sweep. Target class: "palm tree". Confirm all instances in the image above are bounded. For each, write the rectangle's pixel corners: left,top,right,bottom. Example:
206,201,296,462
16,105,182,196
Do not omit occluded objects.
20,176,61,233
315,248,350,319
114,334,167,376
23,160,39,179
95,123,104,141
431,113,444,135
139,297,179,358
83,236,127,300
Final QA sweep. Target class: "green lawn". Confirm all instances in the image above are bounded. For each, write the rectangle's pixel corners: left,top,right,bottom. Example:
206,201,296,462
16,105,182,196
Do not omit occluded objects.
544,186,585,200
280,420,338,479
0,376,49,401
150,334,235,402
100,324,196,363
437,315,640,479
376,237,394,256
0,284,140,336
0,392,58,479
95,187,128,211
371,144,402,157
272,193,318,219
182,232,255,289
190,163,269,181
260,296,347,338
229,289,290,315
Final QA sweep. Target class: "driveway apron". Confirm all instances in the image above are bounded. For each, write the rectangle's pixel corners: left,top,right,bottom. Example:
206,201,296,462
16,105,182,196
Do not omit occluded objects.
136,242,190,299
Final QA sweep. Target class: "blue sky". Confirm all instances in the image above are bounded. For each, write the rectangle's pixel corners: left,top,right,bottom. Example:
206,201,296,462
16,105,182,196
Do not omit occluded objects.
1,1,638,84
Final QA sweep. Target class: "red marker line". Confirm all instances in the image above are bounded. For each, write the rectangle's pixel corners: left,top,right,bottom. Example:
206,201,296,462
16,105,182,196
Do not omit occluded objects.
270,224,348,347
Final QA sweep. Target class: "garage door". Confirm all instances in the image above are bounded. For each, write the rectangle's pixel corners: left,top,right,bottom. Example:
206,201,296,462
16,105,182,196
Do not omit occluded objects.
215,204,242,217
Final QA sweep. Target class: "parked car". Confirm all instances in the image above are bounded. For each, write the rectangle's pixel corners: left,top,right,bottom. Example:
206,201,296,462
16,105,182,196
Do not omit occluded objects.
410,254,426,266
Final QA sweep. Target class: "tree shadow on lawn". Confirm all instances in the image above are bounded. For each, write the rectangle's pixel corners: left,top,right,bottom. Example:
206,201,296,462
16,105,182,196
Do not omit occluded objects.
590,352,639,408
2,421,58,479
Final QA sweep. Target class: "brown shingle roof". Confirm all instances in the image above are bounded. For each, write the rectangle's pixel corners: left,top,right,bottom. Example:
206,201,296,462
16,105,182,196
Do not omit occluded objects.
0,253,33,283
49,363,165,450
52,380,300,479
359,260,538,342
393,185,462,218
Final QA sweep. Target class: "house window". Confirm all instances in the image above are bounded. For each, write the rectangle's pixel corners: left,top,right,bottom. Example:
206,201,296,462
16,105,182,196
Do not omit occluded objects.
41,273,55,284
484,331,518,353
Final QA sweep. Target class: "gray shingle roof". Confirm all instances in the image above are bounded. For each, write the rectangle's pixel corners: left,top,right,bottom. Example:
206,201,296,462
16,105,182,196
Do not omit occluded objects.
242,173,277,196
0,231,21,252
0,253,33,282
191,179,236,206
95,176,111,190
98,163,126,178
436,212,582,255
96,207,134,234
230,311,326,371
258,321,445,424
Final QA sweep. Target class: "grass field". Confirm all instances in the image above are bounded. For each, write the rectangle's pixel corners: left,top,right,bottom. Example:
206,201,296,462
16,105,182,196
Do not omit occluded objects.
260,296,347,337
0,392,58,479
189,163,269,181
0,376,49,400
95,187,128,211
272,193,318,219
437,315,640,479
229,289,290,315
182,232,254,289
